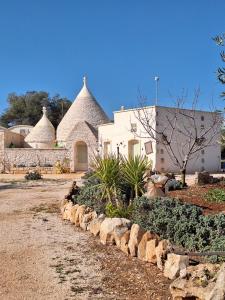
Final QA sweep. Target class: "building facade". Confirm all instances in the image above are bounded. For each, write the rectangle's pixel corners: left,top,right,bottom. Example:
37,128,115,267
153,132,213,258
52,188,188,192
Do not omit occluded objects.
98,106,221,173
0,79,221,174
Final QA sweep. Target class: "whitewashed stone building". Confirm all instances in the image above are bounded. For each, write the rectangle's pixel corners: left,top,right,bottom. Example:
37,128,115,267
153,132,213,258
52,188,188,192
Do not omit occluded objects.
57,77,109,170
25,107,55,149
0,78,222,173
99,106,221,173
0,77,109,172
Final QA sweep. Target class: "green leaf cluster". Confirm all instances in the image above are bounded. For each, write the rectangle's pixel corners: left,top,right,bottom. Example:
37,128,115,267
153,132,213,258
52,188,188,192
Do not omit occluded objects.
132,197,225,260
205,188,225,203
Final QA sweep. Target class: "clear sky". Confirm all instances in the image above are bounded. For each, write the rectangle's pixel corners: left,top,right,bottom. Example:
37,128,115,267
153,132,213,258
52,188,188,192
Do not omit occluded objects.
0,0,224,118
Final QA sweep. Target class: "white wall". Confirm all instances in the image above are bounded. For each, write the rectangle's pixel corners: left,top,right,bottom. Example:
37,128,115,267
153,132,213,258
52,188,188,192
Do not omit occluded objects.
98,107,157,169
154,106,221,173
98,106,221,173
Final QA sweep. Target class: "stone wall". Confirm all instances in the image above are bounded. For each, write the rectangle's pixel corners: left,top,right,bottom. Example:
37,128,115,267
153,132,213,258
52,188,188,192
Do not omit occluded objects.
3,148,69,172
3,130,25,148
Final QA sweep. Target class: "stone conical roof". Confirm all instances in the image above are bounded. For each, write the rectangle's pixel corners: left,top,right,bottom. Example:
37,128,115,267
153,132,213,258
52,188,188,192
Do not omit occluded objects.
25,107,55,143
57,77,109,142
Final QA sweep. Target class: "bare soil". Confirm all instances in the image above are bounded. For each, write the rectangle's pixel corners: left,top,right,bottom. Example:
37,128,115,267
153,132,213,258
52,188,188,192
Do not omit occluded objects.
0,178,171,300
168,182,225,214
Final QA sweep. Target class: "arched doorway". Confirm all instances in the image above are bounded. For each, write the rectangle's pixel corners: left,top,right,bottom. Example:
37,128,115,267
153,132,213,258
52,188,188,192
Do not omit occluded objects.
75,141,88,171
128,139,140,158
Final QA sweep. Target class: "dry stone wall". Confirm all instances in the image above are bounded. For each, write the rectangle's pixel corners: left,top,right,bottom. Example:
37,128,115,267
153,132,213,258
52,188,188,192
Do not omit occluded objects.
4,148,69,170
61,194,225,300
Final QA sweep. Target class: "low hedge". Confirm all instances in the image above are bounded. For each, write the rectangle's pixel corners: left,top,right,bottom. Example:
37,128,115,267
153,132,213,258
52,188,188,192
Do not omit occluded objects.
72,183,225,261
131,196,225,261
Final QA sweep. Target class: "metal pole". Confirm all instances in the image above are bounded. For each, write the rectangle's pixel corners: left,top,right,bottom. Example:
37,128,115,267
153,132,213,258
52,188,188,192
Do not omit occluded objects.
155,76,159,105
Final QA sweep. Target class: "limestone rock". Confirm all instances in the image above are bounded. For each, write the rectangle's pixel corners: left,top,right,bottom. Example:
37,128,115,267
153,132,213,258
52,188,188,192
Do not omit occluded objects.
138,231,158,261
99,218,131,245
120,230,130,255
128,224,145,257
80,211,97,231
170,263,221,300
146,239,158,263
69,204,79,223
155,239,172,270
74,205,86,226
62,201,73,220
89,214,105,236
60,199,69,213
164,253,189,280
145,181,165,198
206,263,225,300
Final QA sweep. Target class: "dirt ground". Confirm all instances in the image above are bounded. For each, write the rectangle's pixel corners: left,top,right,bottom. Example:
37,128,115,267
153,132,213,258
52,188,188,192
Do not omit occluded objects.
0,177,171,300
168,182,225,214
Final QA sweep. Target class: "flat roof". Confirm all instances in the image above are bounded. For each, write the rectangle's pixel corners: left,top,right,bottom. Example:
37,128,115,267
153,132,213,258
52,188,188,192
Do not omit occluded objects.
113,105,220,115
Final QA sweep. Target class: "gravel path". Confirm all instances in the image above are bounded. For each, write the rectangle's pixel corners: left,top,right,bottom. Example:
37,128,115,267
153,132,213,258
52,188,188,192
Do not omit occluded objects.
0,179,171,300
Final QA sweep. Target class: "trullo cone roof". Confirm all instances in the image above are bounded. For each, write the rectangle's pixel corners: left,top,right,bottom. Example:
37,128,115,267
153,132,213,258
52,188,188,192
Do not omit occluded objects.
25,107,55,143
57,77,109,142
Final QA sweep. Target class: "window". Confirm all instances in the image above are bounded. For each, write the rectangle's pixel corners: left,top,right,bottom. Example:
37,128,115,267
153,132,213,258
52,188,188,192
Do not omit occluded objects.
201,116,204,121
161,158,165,163
201,149,205,155
160,149,164,154
200,124,205,130
161,167,165,172
131,123,137,133
201,158,205,163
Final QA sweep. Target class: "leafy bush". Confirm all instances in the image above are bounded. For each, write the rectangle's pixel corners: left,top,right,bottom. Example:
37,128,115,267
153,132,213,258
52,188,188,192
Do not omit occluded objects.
55,158,70,174
131,196,225,259
121,155,151,198
25,170,42,180
105,202,133,218
72,182,105,214
165,179,182,192
205,188,225,202
92,156,121,202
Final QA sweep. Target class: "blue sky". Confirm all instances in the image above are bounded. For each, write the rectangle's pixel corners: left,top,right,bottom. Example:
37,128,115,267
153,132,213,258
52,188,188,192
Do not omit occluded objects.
0,0,224,118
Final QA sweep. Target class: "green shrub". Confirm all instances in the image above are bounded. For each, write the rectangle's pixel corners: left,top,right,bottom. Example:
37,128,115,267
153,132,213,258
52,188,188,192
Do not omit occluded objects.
121,155,151,198
72,182,105,214
131,196,225,260
105,202,133,218
92,156,121,202
25,170,42,180
205,188,225,202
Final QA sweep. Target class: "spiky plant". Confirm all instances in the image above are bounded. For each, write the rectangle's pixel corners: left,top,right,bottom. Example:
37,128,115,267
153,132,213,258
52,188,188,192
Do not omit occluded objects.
92,155,121,203
121,155,151,199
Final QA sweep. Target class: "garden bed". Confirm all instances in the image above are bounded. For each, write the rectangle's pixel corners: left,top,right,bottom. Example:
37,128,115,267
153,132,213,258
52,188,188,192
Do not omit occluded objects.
168,183,225,215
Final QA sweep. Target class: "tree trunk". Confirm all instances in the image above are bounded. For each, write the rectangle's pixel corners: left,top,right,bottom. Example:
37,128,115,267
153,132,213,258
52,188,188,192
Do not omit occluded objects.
180,168,186,187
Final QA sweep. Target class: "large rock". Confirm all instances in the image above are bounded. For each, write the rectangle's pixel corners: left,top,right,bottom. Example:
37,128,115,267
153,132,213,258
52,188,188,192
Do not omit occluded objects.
74,205,86,227
164,253,189,280
146,239,158,263
120,230,130,255
80,211,97,231
137,231,158,261
145,181,165,198
207,263,225,300
60,199,69,214
195,171,219,185
170,263,221,300
62,201,73,220
88,214,105,236
99,218,131,245
128,224,145,257
155,239,172,270
69,204,79,223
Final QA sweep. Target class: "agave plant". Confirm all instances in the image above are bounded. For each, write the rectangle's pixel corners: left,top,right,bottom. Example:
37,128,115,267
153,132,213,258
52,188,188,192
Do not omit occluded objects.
92,155,121,203
121,155,151,199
